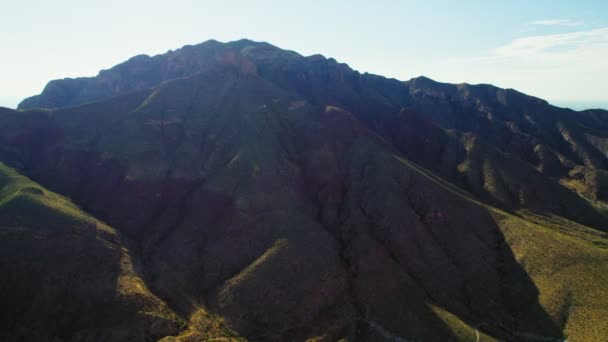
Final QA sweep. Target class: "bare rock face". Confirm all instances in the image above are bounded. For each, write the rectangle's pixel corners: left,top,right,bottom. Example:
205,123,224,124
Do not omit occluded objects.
2,39,608,341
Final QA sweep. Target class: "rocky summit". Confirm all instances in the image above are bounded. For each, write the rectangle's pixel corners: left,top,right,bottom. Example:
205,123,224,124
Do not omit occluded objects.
2,39,608,341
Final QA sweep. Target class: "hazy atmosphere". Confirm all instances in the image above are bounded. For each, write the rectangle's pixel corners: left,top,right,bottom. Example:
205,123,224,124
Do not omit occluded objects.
1,0,607,109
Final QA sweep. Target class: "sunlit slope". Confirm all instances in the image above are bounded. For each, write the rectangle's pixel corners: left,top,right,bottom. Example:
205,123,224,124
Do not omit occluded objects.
497,211,608,342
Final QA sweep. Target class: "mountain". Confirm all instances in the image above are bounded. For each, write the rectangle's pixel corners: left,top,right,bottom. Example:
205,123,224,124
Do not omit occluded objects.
2,39,608,341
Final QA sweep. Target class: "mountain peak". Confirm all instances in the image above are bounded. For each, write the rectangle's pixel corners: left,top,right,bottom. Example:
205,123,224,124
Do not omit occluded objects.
17,39,302,110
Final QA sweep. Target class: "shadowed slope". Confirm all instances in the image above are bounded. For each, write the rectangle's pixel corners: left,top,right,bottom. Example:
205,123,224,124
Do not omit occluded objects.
1,77,568,340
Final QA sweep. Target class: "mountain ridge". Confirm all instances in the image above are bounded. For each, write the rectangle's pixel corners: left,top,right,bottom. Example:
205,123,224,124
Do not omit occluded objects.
20,39,607,114
17,39,302,110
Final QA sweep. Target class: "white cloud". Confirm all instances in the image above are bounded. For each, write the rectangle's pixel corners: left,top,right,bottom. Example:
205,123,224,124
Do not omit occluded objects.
440,27,608,67
529,19,584,27
490,27,608,66
433,27,608,102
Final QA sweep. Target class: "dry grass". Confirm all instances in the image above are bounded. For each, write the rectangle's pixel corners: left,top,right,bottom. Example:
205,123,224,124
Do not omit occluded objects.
494,211,608,341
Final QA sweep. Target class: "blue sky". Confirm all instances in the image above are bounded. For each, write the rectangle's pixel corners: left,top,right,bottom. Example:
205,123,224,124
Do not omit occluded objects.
1,0,607,109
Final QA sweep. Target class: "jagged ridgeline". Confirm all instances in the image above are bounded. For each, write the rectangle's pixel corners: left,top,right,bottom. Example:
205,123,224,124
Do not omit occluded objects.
2,39,608,341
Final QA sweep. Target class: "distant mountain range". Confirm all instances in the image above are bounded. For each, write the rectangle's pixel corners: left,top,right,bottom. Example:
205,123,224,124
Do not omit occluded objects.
2,39,608,341
550,100,608,111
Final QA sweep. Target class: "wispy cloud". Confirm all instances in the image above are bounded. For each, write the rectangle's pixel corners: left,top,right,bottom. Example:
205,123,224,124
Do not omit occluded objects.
529,19,584,27
490,27,608,66
441,27,608,67
434,27,608,101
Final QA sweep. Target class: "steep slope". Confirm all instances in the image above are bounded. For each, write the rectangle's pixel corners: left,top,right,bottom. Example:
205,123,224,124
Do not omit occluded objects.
0,162,184,341
403,76,608,207
2,39,608,341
